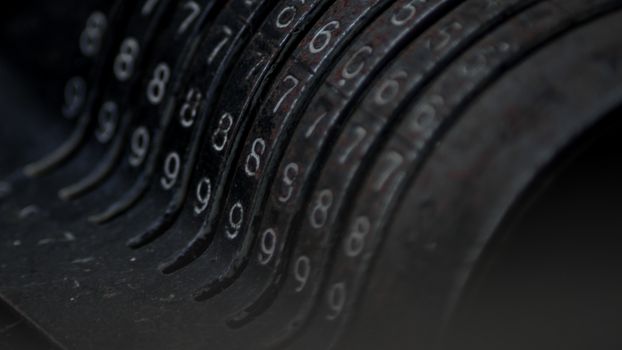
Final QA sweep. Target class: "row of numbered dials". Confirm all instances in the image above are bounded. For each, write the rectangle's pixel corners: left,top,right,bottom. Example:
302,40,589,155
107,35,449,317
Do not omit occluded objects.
12,0,622,348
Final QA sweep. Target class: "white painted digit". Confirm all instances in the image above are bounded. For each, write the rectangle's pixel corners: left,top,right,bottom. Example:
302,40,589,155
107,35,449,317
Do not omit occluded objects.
341,45,373,82
373,151,404,191
212,112,234,152
194,177,212,215
344,216,370,257
326,282,347,320
305,110,327,139
114,38,140,82
391,0,422,27
160,152,181,190
62,76,87,119
278,162,299,203
273,75,300,113
245,138,266,177
147,63,171,105
258,228,277,265
80,11,107,57
309,20,340,54
275,0,306,29
245,52,266,81
207,26,232,65
226,202,244,240
179,87,202,128
178,1,201,35
294,255,311,292
310,189,333,229
374,70,408,106
427,21,463,52
276,6,296,29
129,127,150,167
338,126,367,164
409,95,444,132
95,101,119,144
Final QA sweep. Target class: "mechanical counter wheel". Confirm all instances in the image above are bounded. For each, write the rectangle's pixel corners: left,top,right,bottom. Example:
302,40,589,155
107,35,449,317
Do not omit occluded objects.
1,0,621,349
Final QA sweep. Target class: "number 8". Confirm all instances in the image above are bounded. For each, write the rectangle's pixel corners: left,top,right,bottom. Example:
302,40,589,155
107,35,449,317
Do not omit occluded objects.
114,38,140,82
344,216,370,257
310,189,333,229
179,87,202,128
147,63,171,105
245,138,266,177
80,12,107,57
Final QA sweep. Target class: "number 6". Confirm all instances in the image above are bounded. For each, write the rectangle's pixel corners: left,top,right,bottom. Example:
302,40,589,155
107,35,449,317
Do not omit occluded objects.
309,20,340,54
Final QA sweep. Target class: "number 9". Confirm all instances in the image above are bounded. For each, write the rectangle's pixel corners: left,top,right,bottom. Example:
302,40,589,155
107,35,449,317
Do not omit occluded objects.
258,228,277,265
62,77,87,119
294,255,311,292
160,152,181,190
326,282,347,320
194,177,212,215
129,127,150,167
